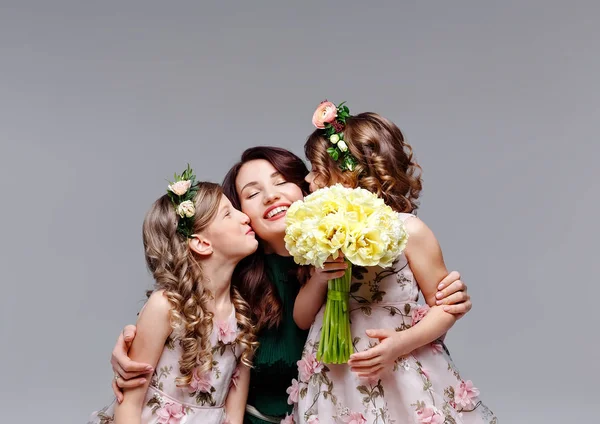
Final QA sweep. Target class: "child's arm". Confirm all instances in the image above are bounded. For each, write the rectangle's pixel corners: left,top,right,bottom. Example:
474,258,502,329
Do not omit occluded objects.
293,256,347,330
224,364,251,424
398,216,458,343
114,291,173,424
348,216,457,378
111,325,155,402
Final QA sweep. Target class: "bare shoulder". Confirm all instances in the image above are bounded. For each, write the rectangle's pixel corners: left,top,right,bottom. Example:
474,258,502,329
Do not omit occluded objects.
127,289,174,373
402,215,444,264
401,215,448,304
138,289,172,322
403,215,437,241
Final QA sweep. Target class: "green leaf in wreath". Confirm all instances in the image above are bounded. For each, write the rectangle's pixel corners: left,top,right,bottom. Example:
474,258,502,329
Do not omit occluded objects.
331,150,340,161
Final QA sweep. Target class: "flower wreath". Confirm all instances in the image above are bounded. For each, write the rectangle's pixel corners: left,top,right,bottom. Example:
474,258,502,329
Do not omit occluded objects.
311,100,358,171
166,164,199,238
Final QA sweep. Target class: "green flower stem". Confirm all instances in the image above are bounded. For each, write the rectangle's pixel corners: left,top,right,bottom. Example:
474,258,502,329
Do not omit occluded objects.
331,292,337,361
317,259,353,364
319,281,332,361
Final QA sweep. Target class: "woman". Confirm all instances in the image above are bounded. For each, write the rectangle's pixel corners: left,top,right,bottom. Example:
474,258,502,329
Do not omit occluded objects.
109,147,472,423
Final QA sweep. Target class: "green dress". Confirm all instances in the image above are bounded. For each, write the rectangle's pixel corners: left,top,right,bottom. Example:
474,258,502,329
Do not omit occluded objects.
245,254,309,424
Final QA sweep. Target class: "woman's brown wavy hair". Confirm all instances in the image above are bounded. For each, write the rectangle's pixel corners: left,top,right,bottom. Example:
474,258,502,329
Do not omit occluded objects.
222,147,310,330
305,112,423,213
142,182,258,387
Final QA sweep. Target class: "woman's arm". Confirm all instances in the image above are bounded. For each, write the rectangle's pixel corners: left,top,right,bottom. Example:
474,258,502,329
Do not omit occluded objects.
293,256,347,330
435,270,472,317
224,364,251,424
113,291,172,424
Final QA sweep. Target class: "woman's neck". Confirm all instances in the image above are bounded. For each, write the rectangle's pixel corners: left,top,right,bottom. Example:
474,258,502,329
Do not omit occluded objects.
263,236,291,257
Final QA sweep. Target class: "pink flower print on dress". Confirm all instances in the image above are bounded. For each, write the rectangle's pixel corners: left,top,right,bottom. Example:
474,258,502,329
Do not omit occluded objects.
455,380,480,408
411,304,430,326
216,315,238,344
416,406,444,424
230,365,241,389
156,401,186,424
188,367,212,393
280,413,295,424
430,342,444,354
297,352,324,382
286,378,300,404
307,416,319,424
342,411,367,424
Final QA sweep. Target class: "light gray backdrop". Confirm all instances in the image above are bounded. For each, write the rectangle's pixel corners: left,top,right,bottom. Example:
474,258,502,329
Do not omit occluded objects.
1,1,597,422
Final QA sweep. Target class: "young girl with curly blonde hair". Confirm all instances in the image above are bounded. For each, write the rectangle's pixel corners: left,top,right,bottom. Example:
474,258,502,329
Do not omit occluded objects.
89,168,259,424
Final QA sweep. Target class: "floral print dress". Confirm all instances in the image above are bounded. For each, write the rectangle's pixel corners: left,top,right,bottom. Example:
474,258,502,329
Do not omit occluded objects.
289,213,498,424
88,309,241,424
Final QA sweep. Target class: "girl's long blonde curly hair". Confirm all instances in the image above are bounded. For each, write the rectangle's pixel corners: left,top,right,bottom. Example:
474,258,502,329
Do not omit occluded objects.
142,182,258,387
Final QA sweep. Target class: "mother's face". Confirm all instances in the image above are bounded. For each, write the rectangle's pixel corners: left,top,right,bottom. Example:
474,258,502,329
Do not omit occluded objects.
235,159,304,249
